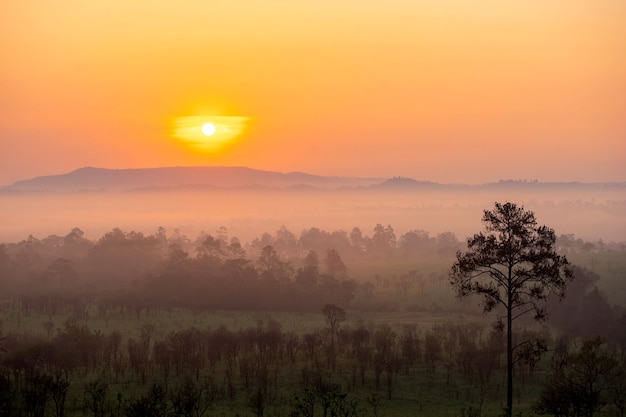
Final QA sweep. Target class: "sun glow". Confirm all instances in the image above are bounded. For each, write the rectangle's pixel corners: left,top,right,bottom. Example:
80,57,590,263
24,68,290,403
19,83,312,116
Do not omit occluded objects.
172,116,249,152
201,123,216,136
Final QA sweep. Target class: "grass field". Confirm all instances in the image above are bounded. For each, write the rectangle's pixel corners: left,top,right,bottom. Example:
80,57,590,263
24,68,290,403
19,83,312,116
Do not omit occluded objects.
2,300,616,417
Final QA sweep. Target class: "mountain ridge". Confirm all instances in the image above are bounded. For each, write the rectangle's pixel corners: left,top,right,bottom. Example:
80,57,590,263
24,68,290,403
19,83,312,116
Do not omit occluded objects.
5,166,385,192
3,166,625,192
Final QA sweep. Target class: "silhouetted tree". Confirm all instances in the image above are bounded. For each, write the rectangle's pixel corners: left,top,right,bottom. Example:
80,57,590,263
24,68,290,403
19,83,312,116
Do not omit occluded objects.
549,266,614,340
125,383,169,417
398,229,432,258
61,227,93,259
163,243,189,274
450,202,572,417
50,374,70,417
257,245,292,283
423,329,442,374
85,381,109,417
41,258,76,292
373,324,400,398
225,237,246,259
536,337,621,417
370,224,396,258
171,376,215,417
296,250,320,288
273,225,300,259
399,324,420,374
349,227,366,255
436,231,461,257
322,304,346,343
0,373,16,417
325,249,347,279
196,234,225,260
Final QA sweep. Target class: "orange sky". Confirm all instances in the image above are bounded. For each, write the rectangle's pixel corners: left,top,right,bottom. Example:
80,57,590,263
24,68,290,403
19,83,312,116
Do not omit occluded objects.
1,0,625,185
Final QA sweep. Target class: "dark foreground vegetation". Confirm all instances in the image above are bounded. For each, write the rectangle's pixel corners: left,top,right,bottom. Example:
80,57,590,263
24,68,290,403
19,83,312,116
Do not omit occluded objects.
1,213,625,416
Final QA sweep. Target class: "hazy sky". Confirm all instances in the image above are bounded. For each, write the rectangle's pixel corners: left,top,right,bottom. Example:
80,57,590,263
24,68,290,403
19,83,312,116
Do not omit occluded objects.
1,1,625,185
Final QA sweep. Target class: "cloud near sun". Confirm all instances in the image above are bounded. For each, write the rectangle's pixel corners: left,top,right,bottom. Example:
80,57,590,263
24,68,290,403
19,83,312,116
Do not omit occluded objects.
171,116,249,152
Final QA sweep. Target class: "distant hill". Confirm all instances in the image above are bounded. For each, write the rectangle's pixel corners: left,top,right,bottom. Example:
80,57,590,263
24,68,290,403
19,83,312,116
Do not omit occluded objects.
3,166,625,193
5,166,385,192
374,177,448,189
372,177,626,192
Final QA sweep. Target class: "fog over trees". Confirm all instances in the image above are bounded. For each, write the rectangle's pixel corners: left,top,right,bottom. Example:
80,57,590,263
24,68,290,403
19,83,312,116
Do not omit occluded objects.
0,223,461,311
0,207,625,416
0,219,623,324
2,170,625,247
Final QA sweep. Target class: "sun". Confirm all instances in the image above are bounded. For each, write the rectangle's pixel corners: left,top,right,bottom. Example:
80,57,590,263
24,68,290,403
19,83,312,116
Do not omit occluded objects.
201,123,216,136
171,115,249,152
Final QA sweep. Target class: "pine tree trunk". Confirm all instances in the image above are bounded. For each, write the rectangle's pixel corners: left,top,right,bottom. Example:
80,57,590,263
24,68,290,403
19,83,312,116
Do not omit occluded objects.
507,284,513,417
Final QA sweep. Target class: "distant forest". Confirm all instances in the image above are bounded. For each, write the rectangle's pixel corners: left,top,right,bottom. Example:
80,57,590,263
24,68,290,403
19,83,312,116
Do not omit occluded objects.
0,224,622,318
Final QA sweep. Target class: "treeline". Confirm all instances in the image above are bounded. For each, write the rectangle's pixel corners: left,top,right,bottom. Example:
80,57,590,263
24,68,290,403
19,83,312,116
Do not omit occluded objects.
0,224,458,311
0,225,622,313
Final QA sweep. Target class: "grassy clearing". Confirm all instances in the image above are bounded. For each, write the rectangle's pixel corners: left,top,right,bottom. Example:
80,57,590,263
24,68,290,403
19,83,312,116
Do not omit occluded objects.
1,301,622,417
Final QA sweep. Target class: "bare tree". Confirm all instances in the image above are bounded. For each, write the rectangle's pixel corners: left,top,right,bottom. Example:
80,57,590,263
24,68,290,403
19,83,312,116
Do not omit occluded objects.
322,304,346,344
